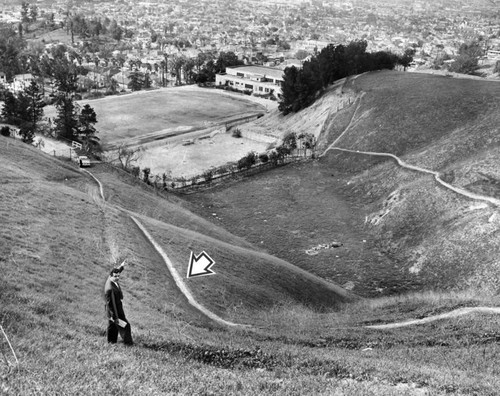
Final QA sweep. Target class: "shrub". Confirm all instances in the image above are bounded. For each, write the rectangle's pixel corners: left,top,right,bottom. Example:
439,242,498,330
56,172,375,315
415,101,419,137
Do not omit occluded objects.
1,126,11,137
131,166,140,177
258,153,269,163
232,128,242,138
237,151,256,170
142,167,151,184
202,168,215,183
19,123,35,144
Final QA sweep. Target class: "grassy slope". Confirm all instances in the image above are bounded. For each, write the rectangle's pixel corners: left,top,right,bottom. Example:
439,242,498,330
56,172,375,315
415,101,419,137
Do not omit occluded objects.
3,70,500,394
183,162,396,296
82,163,355,316
321,71,500,293
185,71,500,295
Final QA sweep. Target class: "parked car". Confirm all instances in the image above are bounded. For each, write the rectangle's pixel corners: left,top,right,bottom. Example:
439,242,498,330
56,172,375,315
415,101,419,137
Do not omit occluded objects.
78,156,91,167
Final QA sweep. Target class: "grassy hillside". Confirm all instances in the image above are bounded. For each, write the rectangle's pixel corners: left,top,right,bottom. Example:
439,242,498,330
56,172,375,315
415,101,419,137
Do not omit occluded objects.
185,71,500,296
322,71,500,293
330,71,500,167
3,71,500,395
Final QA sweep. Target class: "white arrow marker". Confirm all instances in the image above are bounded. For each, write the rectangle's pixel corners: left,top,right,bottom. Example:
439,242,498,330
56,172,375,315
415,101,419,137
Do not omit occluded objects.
187,251,216,278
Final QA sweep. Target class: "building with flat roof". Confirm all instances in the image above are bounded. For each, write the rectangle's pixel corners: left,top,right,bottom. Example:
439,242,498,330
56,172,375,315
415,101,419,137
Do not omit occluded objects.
215,65,284,98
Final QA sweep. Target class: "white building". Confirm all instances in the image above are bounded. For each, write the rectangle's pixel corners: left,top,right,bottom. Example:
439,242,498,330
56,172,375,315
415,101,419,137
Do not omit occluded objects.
11,73,34,92
215,65,284,97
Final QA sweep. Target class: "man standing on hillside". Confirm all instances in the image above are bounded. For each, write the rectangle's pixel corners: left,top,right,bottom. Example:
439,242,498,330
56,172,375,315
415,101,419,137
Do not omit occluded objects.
104,260,133,345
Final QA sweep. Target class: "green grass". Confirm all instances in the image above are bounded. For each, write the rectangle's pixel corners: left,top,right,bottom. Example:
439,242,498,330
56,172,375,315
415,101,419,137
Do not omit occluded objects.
3,70,500,395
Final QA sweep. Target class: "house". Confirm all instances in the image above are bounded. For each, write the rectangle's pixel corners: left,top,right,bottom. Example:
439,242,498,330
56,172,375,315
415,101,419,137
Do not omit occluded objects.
78,71,106,90
277,58,303,69
111,70,132,90
487,49,500,60
215,65,284,97
11,73,34,92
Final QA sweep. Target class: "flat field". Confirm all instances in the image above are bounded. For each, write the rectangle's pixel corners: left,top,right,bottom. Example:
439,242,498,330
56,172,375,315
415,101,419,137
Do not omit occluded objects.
44,86,267,146
139,133,270,178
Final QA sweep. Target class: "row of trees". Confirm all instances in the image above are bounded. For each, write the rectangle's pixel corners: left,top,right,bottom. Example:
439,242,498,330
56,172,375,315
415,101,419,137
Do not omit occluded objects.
1,80,44,143
67,13,134,43
278,41,413,115
0,25,26,81
1,76,99,152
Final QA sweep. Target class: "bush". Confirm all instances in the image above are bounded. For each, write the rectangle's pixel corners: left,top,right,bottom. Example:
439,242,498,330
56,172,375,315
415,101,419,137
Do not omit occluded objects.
237,151,256,170
232,128,242,138
202,168,215,183
1,126,11,137
19,123,35,144
142,167,151,184
131,166,140,177
258,153,269,163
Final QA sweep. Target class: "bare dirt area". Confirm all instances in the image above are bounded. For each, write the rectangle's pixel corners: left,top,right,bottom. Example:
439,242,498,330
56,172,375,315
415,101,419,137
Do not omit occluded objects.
132,79,356,179
138,132,271,178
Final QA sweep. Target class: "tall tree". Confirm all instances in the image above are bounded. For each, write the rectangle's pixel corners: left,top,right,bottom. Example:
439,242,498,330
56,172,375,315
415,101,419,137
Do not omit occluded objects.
1,91,19,125
52,59,78,97
29,4,38,23
171,54,186,85
23,80,44,131
278,66,300,115
182,58,195,84
78,104,97,138
0,25,25,80
78,104,100,153
128,70,143,91
143,72,152,89
449,41,483,75
398,48,415,71
215,51,243,73
54,95,79,141
21,2,30,23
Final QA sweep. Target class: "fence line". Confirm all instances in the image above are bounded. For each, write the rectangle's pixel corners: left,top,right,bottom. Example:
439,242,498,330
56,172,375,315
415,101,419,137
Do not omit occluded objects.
153,152,313,192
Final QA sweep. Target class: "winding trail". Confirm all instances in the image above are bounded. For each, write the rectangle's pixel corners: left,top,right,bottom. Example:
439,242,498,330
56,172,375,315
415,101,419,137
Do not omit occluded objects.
328,147,500,207
80,86,500,331
321,93,500,207
82,169,247,329
319,88,500,328
367,307,500,329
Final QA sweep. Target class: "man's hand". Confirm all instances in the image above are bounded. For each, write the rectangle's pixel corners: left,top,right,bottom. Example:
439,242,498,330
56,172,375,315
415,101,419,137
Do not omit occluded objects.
118,259,127,269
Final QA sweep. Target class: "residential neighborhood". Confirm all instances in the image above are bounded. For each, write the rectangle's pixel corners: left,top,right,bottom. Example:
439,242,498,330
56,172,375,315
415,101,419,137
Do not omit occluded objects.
0,0,499,100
